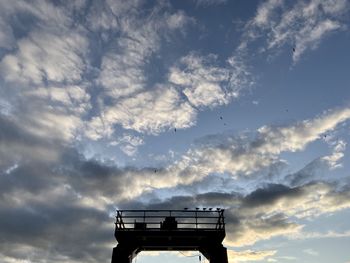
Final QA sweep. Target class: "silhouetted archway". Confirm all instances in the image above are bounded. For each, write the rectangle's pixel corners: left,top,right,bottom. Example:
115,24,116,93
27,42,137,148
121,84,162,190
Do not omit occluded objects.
111,210,228,263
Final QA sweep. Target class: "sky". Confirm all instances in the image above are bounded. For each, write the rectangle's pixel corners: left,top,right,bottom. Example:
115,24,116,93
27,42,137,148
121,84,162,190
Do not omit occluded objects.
0,0,350,262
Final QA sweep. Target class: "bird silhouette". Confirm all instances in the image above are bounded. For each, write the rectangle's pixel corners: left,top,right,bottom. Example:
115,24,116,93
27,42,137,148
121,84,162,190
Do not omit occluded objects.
196,207,200,210
220,116,223,120
184,207,188,210
203,208,207,211
174,128,177,132
209,208,213,211
292,47,295,52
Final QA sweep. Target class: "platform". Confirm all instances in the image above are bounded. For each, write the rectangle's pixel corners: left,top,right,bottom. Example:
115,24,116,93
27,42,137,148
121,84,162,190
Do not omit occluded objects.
111,209,228,263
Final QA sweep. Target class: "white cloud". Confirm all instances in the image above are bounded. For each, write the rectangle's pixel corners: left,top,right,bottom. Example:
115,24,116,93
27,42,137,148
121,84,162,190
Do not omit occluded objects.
225,182,350,246
257,108,350,154
303,248,319,256
25,111,83,142
98,31,155,99
110,134,144,156
26,85,91,115
291,230,350,240
98,51,144,99
168,53,253,110
226,55,255,97
241,182,350,220
86,1,119,31
228,249,276,263
95,107,350,201
0,0,86,84
167,107,350,180
270,0,347,62
10,83,92,143
86,85,197,138
0,254,31,263
0,0,73,30
253,0,282,27
167,11,192,29
292,19,341,62
322,139,346,169
1,30,87,84
240,0,348,63
0,0,199,143
169,54,230,107
0,1,91,146
226,217,302,247
96,1,193,100
87,3,200,138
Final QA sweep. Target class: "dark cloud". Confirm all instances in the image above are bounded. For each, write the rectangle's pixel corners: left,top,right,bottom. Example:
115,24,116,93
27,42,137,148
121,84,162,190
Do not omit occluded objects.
0,202,114,262
125,178,350,247
242,184,302,208
286,157,328,187
0,115,123,262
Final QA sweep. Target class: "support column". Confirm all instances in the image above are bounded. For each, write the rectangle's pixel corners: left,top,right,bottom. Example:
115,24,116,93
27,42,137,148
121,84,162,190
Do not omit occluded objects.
200,245,228,263
111,244,137,263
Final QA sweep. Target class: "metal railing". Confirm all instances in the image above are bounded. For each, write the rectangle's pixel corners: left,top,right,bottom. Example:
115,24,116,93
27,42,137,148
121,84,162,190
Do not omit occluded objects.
115,209,225,231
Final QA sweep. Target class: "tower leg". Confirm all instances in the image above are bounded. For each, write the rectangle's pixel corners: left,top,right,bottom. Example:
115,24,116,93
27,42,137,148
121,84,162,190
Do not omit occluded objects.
200,245,228,263
111,244,135,263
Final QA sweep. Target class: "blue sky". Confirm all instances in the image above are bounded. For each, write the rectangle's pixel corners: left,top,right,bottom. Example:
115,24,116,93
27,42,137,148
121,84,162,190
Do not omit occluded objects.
0,0,350,262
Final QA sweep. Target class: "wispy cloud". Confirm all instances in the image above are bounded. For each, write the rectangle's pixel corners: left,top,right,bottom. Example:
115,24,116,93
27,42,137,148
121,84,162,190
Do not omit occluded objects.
1,30,87,84
83,2,199,138
86,85,197,138
0,0,256,143
78,106,350,201
0,0,198,143
290,230,350,240
169,53,231,108
110,133,144,156
239,0,349,63
192,0,228,7
303,248,319,256
228,249,277,262
163,107,350,185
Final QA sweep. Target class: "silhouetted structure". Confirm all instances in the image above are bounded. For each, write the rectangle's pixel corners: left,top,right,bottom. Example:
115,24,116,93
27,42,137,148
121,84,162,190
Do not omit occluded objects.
111,209,228,263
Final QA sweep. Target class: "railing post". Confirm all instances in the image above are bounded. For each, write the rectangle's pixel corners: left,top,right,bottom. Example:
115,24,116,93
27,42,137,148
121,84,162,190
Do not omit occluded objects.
195,211,198,229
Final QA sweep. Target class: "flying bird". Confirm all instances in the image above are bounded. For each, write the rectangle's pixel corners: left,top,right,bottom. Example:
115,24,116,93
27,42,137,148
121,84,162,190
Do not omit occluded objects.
220,116,223,120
